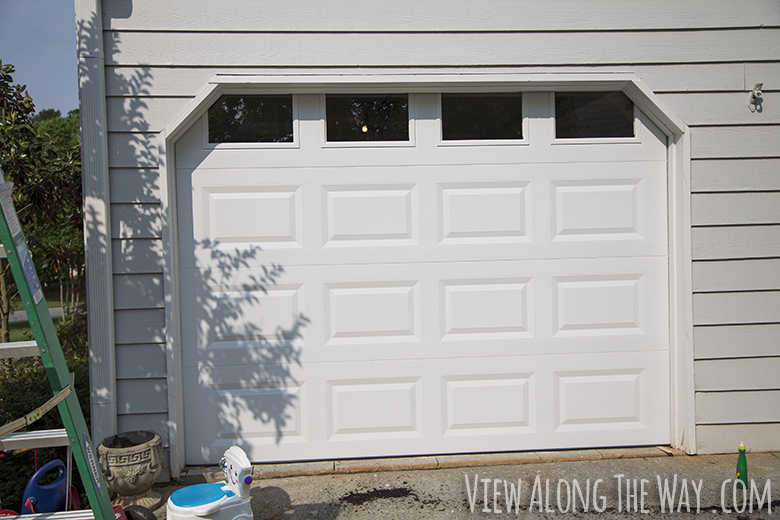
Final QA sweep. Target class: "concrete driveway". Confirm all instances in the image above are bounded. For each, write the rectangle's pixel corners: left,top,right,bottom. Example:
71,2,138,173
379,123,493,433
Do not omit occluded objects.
150,447,780,519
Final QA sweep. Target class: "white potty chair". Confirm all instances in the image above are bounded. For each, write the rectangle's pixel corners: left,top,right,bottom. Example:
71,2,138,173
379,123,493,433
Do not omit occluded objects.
167,446,253,520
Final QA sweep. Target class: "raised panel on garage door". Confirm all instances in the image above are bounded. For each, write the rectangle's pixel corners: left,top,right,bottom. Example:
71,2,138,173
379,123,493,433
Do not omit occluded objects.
177,91,670,464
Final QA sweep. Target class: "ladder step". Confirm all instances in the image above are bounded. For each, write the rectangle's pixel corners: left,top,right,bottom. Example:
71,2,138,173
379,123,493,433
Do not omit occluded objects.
0,340,39,359
0,428,70,449
17,510,95,519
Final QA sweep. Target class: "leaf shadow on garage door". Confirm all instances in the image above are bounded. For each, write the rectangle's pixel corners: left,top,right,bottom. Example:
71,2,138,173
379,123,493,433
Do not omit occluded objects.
191,241,309,455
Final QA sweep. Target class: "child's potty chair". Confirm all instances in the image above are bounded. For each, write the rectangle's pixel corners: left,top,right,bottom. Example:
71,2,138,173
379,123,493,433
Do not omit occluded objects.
167,446,253,520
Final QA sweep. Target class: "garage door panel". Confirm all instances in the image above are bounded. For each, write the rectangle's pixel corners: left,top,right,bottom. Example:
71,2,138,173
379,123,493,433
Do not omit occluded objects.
553,274,644,337
180,162,667,270
184,352,667,464
552,179,642,241
181,258,666,370
327,377,423,441
203,185,304,249
440,278,533,341
179,95,670,464
438,181,531,245
183,366,310,464
442,373,535,437
324,281,422,345
323,184,419,247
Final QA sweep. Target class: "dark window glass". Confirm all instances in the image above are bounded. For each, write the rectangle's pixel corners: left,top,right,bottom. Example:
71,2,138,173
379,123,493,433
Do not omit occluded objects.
441,93,523,140
326,94,409,142
208,95,293,143
555,92,634,138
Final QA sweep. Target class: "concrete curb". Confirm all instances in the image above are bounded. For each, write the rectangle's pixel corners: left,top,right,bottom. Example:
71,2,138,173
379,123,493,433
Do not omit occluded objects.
242,446,682,481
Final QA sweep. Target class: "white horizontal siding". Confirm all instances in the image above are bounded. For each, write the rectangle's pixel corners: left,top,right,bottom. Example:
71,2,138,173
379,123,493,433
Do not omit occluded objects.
695,324,780,359
104,30,776,68
695,358,780,391
696,391,780,424
693,259,780,292
103,0,780,32
112,238,164,274
692,159,780,192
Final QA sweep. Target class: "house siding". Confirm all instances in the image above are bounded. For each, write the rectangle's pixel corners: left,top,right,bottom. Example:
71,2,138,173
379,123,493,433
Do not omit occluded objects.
98,0,780,455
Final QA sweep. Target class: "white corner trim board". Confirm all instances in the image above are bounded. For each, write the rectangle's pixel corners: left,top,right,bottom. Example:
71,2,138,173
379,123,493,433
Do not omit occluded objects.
76,0,118,444
156,73,694,473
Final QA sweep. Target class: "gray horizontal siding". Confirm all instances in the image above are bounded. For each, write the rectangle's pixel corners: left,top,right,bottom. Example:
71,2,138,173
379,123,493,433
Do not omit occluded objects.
692,259,780,292
696,391,780,424
116,343,167,379
115,309,165,344
104,29,777,67
103,0,780,32
694,324,780,360
101,1,780,455
113,274,165,310
692,226,780,260
116,378,168,414
109,168,161,203
111,203,162,239
112,238,164,274
691,159,780,192
697,424,780,454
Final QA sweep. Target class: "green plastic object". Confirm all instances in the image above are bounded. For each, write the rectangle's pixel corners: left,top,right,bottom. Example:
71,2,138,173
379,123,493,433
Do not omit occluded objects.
736,443,748,488
0,178,116,520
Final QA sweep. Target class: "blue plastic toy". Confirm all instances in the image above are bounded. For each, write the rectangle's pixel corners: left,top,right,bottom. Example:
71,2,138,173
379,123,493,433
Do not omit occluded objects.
21,459,68,514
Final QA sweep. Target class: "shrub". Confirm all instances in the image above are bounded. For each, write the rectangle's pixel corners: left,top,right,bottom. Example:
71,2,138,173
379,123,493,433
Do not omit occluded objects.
0,311,90,512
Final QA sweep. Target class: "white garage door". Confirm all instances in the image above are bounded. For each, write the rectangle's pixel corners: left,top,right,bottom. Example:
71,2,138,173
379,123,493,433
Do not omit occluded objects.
176,91,670,465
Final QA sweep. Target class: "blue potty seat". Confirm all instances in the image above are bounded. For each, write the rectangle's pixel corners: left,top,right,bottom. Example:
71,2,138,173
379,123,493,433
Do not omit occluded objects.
169,483,234,509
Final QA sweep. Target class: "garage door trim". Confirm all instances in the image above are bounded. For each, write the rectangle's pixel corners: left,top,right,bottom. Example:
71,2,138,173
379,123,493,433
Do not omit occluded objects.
156,73,694,475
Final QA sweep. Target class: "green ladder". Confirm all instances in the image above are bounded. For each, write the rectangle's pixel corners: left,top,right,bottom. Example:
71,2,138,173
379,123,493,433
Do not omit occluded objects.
0,179,115,520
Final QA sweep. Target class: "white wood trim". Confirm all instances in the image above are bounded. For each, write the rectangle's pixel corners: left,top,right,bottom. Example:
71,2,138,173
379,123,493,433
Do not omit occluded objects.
77,0,117,444
158,73,695,472
667,128,697,453
105,64,751,97
159,125,185,476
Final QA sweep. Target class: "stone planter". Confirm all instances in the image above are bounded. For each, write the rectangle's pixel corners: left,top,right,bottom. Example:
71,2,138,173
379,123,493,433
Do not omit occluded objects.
97,430,164,510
